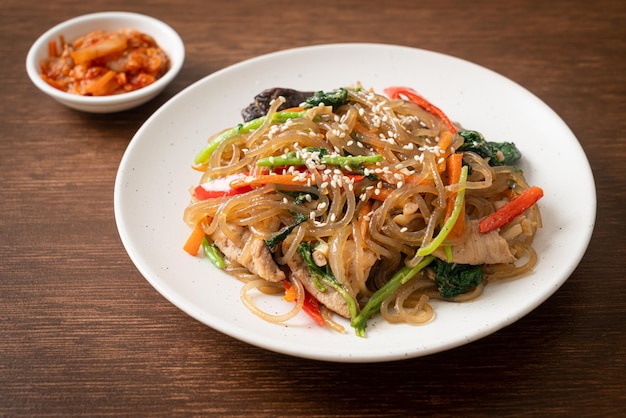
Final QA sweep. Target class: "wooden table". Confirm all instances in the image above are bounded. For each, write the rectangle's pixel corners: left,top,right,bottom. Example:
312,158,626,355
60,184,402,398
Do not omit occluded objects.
2,1,624,416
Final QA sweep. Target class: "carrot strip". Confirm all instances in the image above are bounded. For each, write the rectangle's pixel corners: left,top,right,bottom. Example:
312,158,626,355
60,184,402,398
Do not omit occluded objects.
183,220,207,256
191,163,208,172
369,187,392,201
279,106,305,113
283,281,325,326
445,153,465,239
479,186,544,233
357,200,373,243
283,281,298,302
438,130,454,151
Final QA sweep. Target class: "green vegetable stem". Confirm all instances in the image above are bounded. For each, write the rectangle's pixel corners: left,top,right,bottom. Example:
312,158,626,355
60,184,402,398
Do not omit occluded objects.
351,255,435,337
296,242,359,320
194,110,307,164
201,237,226,269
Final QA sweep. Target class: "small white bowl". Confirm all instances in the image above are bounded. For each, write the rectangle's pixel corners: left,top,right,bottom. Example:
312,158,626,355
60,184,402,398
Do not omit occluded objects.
26,11,184,113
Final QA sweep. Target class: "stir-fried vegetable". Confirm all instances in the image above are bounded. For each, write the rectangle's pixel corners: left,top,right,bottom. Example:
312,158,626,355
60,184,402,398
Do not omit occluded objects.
444,153,465,239
194,110,307,164
296,242,359,320
193,173,252,200
303,88,349,110
283,281,325,326
265,211,308,253
417,166,469,257
257,149,383,168
202,237,226,269
479,186,544,233
432,259,484,298
384,86,457,134
351,256,435,337
458,130,522,167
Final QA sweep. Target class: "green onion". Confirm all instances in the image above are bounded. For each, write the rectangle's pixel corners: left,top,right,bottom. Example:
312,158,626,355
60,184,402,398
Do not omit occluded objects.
351,255,435,337
201,237,225,269
194,111,307,164
416,166,468,257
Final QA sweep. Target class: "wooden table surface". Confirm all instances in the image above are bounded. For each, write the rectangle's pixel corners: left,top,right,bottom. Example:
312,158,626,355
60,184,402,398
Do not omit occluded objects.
2,0,624,416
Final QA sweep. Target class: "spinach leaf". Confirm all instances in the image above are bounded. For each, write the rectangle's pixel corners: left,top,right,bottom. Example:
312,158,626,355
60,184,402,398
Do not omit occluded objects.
264,211,307,253
432,258,484,299
304,88,349,110
458,130,522,167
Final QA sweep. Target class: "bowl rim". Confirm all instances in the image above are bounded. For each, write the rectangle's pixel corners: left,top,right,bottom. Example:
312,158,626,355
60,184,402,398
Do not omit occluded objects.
25,11,185,107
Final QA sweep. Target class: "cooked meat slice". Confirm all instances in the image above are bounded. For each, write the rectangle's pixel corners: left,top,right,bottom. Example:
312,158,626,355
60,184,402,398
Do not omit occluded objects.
241,87,314,122
211,225,286,282
433,220,515,265
288,254,351,318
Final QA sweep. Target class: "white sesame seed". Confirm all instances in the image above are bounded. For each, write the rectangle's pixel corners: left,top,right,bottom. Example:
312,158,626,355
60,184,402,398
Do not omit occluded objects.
400,227,408,233
330,213,336,222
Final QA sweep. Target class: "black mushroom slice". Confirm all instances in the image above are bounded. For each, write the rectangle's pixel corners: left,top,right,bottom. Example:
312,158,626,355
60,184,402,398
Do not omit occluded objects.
241,87,314,122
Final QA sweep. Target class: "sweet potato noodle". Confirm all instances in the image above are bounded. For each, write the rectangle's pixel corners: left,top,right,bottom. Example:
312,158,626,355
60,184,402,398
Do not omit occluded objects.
40,29,170,96
183,85,543,336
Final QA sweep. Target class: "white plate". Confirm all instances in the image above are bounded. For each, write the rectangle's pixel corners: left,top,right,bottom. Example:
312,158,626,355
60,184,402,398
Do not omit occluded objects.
114,43,596,362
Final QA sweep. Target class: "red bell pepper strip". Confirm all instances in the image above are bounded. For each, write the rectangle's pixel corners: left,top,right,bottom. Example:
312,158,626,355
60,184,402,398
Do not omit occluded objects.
479,186,544,233
283,280,326,327
384,86,457,134
193,173,252,200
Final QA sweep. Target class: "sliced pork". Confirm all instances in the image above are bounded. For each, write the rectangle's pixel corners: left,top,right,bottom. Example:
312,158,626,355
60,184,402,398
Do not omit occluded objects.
433,219,515,265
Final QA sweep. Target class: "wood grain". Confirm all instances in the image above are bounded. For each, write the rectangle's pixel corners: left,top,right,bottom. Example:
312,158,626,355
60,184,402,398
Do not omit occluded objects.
1,0,624,416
